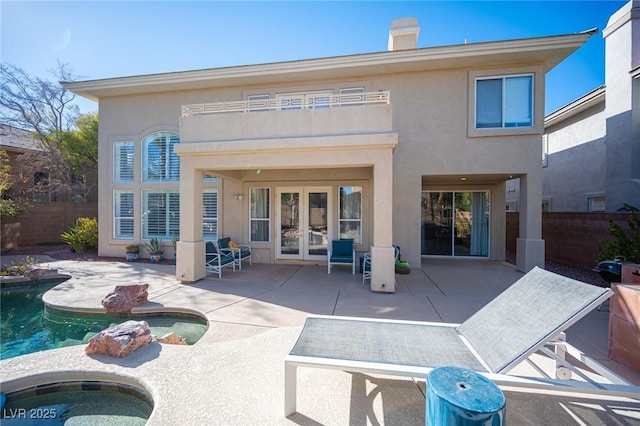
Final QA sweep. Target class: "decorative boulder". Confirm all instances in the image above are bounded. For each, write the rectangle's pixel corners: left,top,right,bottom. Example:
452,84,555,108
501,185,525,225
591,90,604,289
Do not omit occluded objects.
155,332,187,345
102,283,149,313
25,267,58,279
85,320,152,357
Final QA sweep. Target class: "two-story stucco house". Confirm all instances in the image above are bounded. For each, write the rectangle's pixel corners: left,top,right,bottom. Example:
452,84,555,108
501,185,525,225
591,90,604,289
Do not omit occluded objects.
64,18,592,291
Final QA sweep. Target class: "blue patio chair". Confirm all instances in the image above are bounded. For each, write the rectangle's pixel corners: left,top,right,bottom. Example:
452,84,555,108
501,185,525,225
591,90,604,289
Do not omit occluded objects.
218,237,252,270
205,241,235,278
328,239,355,274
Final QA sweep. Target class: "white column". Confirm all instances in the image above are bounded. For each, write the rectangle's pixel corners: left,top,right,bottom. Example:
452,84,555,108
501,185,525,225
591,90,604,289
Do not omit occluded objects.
176,163,206,283
516,174,545,272
370,151,396,292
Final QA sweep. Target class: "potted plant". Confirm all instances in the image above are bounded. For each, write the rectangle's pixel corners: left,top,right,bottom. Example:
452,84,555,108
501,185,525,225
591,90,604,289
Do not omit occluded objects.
125,244,140,262
171,234,179,263
395,260,411,274
144,238,165,263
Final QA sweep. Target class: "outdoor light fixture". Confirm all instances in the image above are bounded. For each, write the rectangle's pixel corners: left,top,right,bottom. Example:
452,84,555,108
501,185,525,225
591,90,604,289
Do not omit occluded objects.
460,177,468,181
233,193,244,201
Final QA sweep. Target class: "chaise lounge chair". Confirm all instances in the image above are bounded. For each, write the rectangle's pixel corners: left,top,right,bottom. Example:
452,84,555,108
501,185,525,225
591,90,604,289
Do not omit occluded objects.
285,267,639,416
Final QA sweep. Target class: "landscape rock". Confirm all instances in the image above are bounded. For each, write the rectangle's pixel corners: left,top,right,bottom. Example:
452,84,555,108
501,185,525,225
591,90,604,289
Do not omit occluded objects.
85,320,152,357
155,332,187,345
102,283,149,313
25,267,58,279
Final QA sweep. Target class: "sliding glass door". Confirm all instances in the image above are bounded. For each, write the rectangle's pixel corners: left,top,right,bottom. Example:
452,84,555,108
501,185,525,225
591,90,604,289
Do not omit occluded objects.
421,191,489,257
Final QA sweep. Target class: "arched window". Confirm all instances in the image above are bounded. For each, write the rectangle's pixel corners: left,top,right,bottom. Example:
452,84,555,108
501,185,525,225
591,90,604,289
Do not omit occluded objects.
142,132,179,182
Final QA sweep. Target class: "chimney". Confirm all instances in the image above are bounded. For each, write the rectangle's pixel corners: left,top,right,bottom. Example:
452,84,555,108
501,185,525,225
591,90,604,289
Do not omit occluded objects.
388,18,420,51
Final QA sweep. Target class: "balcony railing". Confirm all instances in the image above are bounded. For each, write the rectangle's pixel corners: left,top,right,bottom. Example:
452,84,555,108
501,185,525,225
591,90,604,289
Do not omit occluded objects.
181,91,390,117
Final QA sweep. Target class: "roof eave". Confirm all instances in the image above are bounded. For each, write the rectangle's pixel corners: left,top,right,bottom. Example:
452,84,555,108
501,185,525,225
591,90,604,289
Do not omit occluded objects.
544,85,606,128
63,31,595,102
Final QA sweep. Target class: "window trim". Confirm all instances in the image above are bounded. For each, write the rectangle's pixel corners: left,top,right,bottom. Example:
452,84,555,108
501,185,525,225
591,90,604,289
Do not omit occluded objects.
468,68,542,138
142,131,180,182
113,190,135,239
338,185,362,244
249,187,271,243
587,195,606,212
142,190,180,240
202,189,219,241
114,141,135,183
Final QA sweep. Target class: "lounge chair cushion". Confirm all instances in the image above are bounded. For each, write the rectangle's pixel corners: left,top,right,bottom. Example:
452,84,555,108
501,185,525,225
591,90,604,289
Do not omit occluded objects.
206,241,216,254
218,237,231,249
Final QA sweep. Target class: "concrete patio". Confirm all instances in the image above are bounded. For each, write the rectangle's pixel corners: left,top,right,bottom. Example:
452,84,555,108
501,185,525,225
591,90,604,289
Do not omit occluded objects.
1,256,639,425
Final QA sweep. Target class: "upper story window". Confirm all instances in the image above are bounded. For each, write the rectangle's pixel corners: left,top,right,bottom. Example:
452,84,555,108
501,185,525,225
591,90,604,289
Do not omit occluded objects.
142,132,179,182
114,141,134,182
33,171,50,202
277,91,333,110
340,87,365,106
475,74,533,129
247,94,270,112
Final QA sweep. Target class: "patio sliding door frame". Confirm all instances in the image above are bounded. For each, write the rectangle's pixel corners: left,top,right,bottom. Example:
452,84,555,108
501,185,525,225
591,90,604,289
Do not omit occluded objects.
421,189,491,259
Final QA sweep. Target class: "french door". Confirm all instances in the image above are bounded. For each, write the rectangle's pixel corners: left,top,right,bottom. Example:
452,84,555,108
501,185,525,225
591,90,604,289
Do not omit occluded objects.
276,187,332,260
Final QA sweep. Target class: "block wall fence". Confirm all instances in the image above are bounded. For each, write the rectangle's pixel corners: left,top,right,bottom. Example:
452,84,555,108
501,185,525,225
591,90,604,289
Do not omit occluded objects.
1,202,98,249
507,212,634,271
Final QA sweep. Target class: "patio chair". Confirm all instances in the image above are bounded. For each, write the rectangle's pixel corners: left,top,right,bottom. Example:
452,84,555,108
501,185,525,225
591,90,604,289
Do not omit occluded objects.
327,239,355,274
285,267,639,416
205,241,235,278
362,246,401,283
218,237,252,270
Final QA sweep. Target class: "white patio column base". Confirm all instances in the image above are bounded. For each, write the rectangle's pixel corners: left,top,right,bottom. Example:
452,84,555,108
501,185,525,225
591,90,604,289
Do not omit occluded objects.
516,238,545,273
176,240,206,283
370,245,396,293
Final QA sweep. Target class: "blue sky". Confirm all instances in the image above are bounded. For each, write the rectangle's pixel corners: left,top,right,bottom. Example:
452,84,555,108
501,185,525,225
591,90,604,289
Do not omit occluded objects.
1,1,626,115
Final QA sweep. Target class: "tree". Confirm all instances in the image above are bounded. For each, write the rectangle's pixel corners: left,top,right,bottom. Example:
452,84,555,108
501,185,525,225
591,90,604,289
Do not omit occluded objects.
1,62,79,149
0,63,97,202
598,205,640,264
0,149,25,217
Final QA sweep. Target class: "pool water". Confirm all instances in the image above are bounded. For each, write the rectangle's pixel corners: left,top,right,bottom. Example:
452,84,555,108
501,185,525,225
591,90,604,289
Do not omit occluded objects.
1,279,208,360
2,382,152,425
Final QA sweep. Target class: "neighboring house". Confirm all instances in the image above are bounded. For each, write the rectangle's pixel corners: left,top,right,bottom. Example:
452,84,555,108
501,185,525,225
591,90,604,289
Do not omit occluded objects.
64,18,592,290
1,123,100,248
507,1,640,213
0,123,51,203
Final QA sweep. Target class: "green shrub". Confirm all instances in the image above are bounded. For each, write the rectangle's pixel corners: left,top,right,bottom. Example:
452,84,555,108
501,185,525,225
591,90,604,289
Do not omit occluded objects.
0,256,38,276
0,199,26,217
61,217,98,254
598,205,640,264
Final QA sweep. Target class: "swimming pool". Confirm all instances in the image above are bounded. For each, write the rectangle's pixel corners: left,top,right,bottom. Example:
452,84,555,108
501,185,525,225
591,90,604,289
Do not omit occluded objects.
2,380,153,425
1,279,208,360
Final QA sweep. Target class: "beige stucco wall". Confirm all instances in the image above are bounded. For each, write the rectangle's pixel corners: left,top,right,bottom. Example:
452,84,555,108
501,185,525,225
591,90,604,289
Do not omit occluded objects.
97,64,546,273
